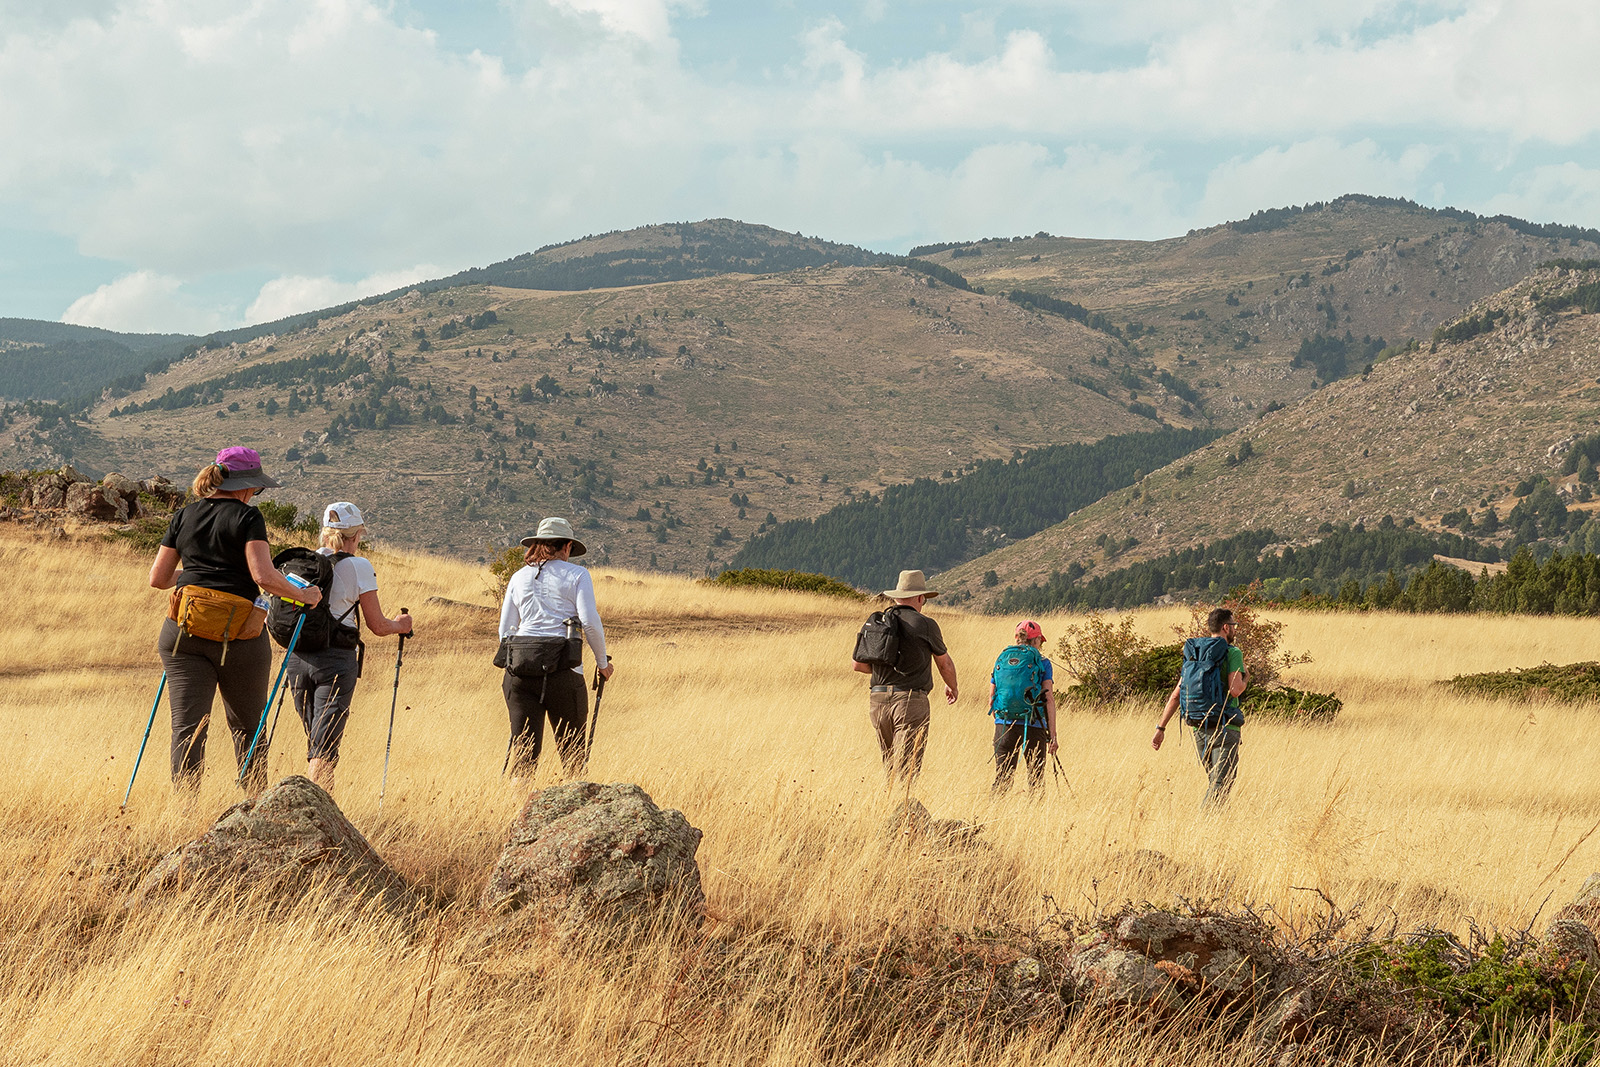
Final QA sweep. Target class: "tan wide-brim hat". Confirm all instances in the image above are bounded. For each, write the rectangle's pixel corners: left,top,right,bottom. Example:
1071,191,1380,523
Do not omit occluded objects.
883,569,939,599
519,516,587,557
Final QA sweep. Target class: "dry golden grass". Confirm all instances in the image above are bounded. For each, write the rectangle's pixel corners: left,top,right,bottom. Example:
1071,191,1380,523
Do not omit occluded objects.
5,525,1600,1065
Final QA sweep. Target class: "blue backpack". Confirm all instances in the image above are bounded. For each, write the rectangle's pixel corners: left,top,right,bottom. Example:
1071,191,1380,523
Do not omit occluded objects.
1179,636,1232,727
991,644,1047,725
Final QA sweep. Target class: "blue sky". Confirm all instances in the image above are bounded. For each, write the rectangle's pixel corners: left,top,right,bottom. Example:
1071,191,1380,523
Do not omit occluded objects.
0,0,1597,333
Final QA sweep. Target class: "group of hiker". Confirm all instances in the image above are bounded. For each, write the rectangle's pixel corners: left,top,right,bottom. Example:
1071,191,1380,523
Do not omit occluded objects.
139,446,605,800
138,444,1243,808
852,570,1245,807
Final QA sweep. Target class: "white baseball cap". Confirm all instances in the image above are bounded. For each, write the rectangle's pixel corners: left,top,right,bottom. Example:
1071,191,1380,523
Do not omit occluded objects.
322,501,365,529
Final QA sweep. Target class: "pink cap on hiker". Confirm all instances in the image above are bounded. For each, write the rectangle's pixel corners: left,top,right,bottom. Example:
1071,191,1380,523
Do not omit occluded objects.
212,446,280,491
1016,620,1044,641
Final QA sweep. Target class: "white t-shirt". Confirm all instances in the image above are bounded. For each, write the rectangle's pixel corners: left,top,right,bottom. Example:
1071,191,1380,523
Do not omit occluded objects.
317,547,378,635
498,558,607,674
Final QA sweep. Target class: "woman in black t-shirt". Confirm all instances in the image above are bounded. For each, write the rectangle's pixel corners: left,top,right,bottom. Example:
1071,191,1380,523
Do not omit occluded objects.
147,447,320,791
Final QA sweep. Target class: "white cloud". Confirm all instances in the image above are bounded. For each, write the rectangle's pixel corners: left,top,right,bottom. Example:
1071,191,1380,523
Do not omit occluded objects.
3,0,1600,332
60,271,232,333
245,265,446,325
1198,139,1440,223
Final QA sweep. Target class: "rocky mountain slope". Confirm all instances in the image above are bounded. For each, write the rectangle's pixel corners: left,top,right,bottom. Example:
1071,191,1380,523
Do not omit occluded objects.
939,264,1600,602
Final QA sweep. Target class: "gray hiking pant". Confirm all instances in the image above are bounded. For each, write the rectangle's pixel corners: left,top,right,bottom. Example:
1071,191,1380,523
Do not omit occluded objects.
1191,722,1240,807
157,617,272,789
288,647,360,763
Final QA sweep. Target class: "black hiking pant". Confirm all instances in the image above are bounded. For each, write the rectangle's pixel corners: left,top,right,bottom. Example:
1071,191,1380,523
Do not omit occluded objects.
992,721,1048,797
503,668,588,776
157,617,272,790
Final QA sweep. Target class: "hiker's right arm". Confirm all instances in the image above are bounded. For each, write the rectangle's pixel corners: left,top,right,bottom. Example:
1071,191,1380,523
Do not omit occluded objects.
149,546,179,589
935,652,958,704
245,540,321,608
1229,670,1246,697
1152,684,1179,750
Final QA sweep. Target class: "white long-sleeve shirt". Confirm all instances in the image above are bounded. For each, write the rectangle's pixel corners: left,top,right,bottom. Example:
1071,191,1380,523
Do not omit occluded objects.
498,559,607,673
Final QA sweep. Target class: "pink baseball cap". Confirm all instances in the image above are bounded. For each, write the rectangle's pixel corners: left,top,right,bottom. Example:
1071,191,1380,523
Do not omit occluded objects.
1015,620,1044,641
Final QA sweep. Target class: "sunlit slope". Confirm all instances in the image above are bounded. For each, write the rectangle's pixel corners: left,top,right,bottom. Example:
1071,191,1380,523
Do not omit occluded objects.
940,265,1600,600
15,264,1165,569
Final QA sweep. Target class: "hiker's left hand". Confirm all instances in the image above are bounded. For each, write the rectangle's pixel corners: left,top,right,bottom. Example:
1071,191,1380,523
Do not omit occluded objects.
944,684,957,705
599,663,615,681
1048,738,1059,755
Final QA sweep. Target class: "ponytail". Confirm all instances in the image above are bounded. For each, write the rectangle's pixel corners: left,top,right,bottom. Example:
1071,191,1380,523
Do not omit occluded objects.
191,463,225,498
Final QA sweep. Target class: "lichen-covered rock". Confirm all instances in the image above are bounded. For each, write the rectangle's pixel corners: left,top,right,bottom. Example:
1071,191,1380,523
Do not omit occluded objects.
1544,918,1600,968
1551,872,1600,935
481,781,703,939
101,472,142,518
1113,909,1281,993
126,776,417,916
1069,942,1184,1008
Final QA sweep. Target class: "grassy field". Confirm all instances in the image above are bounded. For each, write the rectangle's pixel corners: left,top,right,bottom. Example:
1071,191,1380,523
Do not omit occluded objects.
4,525,1600,1064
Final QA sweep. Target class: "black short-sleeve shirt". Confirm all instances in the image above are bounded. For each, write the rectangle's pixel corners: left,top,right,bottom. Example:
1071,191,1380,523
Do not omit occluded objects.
870,605,949,691
161,498,269,602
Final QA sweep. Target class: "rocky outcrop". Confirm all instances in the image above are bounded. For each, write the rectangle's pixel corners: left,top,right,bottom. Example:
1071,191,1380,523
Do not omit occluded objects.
1070,908,1287,1009
126,776,417,916
481,781,703,941
882,798,983,848
4,467,181,525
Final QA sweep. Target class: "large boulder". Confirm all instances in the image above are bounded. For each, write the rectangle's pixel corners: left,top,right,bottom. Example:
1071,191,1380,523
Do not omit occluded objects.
101,472,142,518
1070,907,1287,1009
66,481,124,521
126,776,417,916
140,475,183,508
481,781,703,940
24,466,84,509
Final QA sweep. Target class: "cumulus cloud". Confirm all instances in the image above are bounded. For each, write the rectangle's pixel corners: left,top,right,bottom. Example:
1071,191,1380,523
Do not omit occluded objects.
60,271,232,334
4,0,1600,330
244,265,447,325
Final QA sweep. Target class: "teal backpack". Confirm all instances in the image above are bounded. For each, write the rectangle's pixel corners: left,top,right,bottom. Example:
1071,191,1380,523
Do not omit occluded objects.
991,644,1048,725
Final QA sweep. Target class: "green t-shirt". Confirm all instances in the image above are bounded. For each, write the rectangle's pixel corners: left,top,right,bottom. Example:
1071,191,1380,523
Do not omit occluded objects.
1224,645,1245,726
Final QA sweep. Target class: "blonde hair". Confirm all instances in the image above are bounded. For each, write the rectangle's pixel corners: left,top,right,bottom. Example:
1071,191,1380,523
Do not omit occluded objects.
523,539,571,567
191,463,225,498
322,525,363,551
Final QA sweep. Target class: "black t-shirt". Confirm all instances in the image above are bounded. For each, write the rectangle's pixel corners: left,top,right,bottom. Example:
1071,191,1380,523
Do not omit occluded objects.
870,606,949,691
161,498,269,602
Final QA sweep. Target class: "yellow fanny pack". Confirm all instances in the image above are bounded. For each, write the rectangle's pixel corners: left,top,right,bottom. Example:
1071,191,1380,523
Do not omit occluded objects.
168,585,266,661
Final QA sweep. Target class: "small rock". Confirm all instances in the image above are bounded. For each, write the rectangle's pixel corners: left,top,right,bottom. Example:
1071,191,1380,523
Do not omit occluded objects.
1070,943,1183,1008
126,776,417,916
481,781,704,941
1551,873,1600,938
882,798,983,848
1543,918,1600,968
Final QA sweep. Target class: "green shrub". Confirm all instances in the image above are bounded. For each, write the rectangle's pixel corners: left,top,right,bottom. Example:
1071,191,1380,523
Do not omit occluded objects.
256,500,299,530
488,544,525,601
1443,661,1600,704
704,568,864,600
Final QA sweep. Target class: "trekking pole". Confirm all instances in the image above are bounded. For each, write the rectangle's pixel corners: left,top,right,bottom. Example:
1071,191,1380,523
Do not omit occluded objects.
240,613,304,785
120,671,166,812
378,611,410,811
586,655,612,756
1051,751,1074,797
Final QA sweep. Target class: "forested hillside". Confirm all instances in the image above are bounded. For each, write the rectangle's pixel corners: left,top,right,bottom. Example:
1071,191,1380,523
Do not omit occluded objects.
995,524,1501,612
728,428,1220,590
940,263,1600,605
0,320,190,403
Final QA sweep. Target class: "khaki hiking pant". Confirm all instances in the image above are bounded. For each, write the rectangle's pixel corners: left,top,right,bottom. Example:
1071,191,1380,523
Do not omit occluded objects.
869,687,930,785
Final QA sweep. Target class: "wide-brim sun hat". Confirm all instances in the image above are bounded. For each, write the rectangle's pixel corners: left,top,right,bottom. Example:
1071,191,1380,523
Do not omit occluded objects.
883,569,939,599
322,501,365,530
214,446,280,491
519,516,587,557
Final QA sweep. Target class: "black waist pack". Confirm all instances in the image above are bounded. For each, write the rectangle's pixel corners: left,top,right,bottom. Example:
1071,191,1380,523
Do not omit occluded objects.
495,617,583,677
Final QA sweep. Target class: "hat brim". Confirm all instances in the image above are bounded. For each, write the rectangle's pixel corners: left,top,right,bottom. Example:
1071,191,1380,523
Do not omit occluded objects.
884,588,939,599
518,535,587,557
218,471,281,491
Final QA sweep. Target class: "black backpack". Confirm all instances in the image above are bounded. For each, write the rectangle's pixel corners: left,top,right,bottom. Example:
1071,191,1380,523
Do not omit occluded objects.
267,547,358,653
853,606,905,669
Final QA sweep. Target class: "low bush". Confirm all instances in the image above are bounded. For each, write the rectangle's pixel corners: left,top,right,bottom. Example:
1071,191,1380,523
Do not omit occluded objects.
705,568,864,600
1443,661,1600,704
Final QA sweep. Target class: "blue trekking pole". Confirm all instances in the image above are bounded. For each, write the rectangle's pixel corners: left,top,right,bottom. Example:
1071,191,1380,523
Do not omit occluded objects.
121,671,167,812
239,614,304,786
